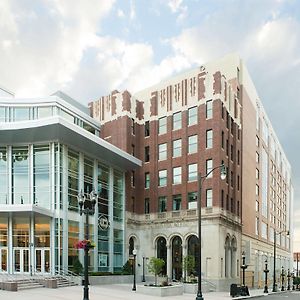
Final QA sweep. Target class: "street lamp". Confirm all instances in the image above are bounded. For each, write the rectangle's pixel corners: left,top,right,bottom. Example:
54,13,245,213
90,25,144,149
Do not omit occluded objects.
195,163,226,300
287,269,291,290
78,190,97,300
281,266,285,291
132,249,137,291
263,259,269,293
272,230,289,292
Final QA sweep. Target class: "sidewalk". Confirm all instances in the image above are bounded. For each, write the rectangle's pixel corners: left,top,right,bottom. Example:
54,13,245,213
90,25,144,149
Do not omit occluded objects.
0,283,293,300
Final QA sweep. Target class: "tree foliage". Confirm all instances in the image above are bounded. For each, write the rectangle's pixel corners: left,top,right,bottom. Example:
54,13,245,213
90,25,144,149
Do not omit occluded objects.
147,257,165,286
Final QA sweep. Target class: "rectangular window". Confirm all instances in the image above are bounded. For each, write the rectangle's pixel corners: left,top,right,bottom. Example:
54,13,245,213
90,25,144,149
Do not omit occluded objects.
158,196,167,212
206,130,213,149
256,136,259,147
206,100,213,119
255,217,259,235
188,192,197,209
206,159,213,178
256,169,259,180
131,144,135,156
172,194,181,211
230,145,233,161
261,222,268,239
145,172,150,189
131,171,135,187
256,184,259,196
256,152,259,163
206,189,213,207
158,170,167,187
145,146,150,162
173,111,182,130
221,131,224,149
173,167,182,185
188,135,198,154
231,118,234,135
158,143,167,160
238,150,240,165
145,121,150,137
144,198,150,214
188,163,197,182
230,171,233,187
188,106,197,126
172,139,182,157
131,118,135,135
158,117,167,135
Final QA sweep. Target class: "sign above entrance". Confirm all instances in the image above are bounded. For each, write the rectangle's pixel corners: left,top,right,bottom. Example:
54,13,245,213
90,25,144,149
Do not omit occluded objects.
98,215,110,230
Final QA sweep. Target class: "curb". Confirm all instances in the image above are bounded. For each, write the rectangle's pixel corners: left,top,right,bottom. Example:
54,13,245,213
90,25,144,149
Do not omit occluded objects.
232,290,291,299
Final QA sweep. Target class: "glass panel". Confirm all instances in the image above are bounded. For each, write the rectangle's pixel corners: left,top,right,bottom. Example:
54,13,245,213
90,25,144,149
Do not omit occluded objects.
68,150,79,211
12,147,29,204
45,250,50,272
13,217,29,247
84,157,93,194
38,106,52,118
36,250,41,272
34,217,50,247
14,250,20,272
34,145,50,208
0,218,8,246
14,107,30,121
23,249,29,272
68,221,79,269
0,148,8,204
1,249,7,271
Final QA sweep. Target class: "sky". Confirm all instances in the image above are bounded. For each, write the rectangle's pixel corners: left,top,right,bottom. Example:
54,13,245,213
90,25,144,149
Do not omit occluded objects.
0,0,300,249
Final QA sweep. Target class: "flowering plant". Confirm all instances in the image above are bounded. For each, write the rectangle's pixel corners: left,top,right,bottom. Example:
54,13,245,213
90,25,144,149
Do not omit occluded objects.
75,239,95,250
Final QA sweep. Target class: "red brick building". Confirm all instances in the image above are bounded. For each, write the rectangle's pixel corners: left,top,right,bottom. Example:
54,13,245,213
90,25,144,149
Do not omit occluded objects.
89,54,293,290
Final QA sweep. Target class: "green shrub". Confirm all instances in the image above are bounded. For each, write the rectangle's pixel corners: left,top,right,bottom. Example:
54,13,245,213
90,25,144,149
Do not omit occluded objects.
72,257,83,275
122,260,133,275
147,257,165,286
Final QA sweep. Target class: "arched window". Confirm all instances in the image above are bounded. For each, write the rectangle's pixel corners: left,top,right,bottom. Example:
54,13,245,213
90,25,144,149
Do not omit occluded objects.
156,237,167,275
231,237,237,277
225,236,231,278
172,236,182,280
129,237,134,255
187,235,199,275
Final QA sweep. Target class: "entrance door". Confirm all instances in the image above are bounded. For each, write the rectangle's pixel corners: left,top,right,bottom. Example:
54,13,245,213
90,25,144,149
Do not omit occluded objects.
13,248,29,273
35,248,50,273
0,248,8,272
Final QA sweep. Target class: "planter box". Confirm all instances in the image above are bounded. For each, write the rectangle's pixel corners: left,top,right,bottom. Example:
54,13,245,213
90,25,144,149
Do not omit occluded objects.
137,284,183,297
89,275,133,285
183,283,198,293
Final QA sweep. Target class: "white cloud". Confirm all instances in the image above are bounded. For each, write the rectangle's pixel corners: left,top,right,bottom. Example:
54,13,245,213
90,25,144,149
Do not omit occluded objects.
130,0,136,20
168,0,183,13
117,9,125,18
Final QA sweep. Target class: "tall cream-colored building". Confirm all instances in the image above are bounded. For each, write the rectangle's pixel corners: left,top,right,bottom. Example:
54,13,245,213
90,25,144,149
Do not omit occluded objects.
89,53,293,291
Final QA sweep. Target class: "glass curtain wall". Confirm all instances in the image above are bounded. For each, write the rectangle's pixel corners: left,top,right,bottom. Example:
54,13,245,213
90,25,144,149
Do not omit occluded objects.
98,163,110,272
0,217,8,271
54,143,63,209
113,170,124,272
33,145,50,208
68,150,79,211
54,218,63,271
0,148,8,204
12,147,29,204
68,221,79,269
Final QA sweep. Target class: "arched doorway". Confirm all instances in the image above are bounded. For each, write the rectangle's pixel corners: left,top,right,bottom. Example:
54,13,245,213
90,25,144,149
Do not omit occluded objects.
187,235,199,276
225,236,231,278
172,236,182,280
156,237,167,275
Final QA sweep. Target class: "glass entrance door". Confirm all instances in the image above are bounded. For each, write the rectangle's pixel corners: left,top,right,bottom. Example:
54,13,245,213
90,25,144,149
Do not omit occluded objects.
35,248,50,273
0,248,8,272
13,248,29,273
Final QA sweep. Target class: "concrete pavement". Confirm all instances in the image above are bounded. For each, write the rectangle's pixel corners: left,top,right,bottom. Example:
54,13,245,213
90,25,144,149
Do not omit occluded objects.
0,283,294,300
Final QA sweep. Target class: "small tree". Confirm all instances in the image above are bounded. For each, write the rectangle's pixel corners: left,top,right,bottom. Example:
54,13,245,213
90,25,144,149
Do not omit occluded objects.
72,256,83,274
122,260,133,275
147,257,165,286
183,255,195,282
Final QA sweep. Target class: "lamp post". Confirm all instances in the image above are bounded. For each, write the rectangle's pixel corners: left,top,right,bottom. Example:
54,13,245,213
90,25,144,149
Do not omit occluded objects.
287,269,291,290
272,230,289,292
132,249,137,291
241,251,247,286
292,272,295,290
263,259,269,293
195,163,226,300
78,190,97,300
142,256,148,282
281,266,285,291
29,242,33,276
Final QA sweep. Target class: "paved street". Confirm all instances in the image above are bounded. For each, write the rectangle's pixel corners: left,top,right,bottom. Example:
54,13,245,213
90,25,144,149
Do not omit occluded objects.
0,284,298,300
